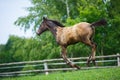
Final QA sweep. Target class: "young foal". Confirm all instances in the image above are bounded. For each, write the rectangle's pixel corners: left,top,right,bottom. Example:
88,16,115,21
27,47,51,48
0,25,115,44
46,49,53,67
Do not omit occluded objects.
36,17,107,69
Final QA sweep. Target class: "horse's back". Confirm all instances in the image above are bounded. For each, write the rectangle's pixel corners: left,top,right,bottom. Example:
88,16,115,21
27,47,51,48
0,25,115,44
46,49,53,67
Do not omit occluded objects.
56,22,93,45
74,22,91,28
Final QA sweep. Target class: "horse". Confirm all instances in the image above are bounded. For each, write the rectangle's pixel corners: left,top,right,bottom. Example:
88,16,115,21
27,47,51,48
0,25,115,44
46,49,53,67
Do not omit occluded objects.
36,17,107,69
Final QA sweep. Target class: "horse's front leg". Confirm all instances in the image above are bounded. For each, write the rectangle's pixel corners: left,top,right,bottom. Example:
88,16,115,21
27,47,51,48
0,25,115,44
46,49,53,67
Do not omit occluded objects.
61,46,80,69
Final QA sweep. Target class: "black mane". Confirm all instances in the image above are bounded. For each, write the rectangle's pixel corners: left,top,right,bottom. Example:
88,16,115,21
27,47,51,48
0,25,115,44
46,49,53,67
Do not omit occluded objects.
48,19,65,27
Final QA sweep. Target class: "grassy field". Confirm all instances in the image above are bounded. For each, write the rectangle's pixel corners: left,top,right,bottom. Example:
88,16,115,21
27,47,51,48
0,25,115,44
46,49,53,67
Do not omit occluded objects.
1,67,120,80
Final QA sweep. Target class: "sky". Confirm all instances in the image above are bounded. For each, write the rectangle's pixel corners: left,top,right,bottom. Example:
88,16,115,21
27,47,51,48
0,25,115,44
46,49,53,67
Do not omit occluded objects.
0,0,33,44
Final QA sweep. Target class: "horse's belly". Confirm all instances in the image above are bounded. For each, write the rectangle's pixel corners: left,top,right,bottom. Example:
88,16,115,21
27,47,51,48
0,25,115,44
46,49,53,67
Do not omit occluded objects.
57,33,79,46
56,26,83,46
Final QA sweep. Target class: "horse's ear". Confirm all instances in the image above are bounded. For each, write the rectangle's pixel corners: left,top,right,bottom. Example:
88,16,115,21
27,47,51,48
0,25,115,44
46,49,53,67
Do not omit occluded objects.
43,17,47,21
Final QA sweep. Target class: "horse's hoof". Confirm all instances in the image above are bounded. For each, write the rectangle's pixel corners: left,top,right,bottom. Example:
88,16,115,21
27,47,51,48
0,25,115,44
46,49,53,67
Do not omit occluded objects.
87,63,90,67
74,64,80,69
69,62,80,69
87,59,91,67
92,59,96,66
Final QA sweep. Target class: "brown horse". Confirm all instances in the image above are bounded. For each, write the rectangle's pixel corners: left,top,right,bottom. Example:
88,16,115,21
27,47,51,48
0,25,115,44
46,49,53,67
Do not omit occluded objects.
36,17,107,69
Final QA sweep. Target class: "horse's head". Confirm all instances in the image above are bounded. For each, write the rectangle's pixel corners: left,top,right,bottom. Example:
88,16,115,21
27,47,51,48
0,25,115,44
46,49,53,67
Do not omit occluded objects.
36,17,48,35
36,17,65,35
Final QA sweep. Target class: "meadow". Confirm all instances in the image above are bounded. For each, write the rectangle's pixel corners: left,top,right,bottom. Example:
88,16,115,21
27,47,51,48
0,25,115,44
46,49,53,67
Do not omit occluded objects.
1,67,120,80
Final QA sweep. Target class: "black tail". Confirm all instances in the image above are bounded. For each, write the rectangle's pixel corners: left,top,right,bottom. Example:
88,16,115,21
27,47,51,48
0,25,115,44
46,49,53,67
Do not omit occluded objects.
91,19,107,27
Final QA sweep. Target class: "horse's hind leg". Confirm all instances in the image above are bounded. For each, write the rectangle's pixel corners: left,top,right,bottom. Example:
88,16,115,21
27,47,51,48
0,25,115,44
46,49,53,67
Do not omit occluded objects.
61,46,80,69
87,42,97,66
82,39,97,66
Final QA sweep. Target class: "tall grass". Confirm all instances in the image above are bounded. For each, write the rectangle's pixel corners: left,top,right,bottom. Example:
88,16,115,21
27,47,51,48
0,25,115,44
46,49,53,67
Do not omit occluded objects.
1,67,120,80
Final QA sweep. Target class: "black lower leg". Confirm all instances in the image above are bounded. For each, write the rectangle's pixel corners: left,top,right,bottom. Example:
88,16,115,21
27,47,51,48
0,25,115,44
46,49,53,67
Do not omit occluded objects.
87,59,91,67
92,59,96,66
74,64,81,69
67,61,80,69
87,54,92,67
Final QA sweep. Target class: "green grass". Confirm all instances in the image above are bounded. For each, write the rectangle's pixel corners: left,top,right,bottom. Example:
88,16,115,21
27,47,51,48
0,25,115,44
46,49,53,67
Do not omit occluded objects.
1,67,120,80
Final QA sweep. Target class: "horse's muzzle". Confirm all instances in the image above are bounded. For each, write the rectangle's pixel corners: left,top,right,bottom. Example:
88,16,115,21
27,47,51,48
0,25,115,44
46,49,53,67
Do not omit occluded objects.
36,31,40,35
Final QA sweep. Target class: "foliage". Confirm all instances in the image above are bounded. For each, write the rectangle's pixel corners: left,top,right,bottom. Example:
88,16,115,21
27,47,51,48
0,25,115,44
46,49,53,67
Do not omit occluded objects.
0,0,120,64
1,67,120,80
0,35,60,63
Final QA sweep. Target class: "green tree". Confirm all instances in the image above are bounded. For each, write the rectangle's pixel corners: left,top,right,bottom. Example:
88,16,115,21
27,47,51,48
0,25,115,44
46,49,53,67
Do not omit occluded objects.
7,0,119,61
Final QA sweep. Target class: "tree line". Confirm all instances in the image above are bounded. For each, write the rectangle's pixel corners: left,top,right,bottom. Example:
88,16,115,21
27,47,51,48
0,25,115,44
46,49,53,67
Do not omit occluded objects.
0,0,120,64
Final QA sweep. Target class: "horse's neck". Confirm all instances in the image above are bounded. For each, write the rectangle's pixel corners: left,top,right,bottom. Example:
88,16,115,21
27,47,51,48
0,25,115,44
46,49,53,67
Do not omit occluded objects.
47,25,59,37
